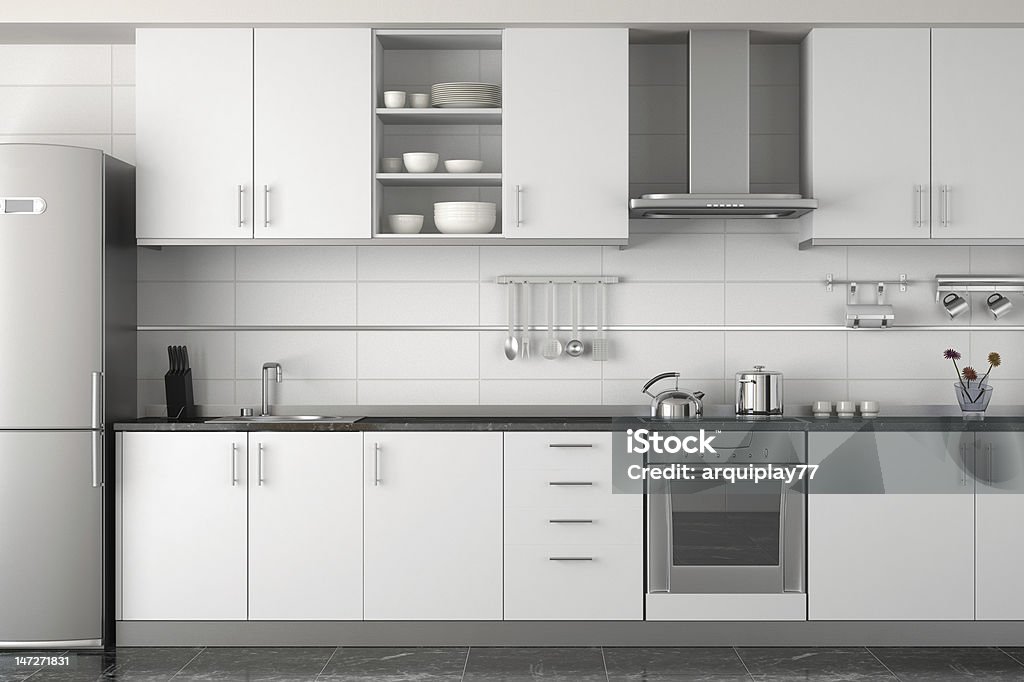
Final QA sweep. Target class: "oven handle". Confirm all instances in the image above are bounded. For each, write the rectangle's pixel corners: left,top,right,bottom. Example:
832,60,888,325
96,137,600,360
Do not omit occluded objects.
780,479,806,593
646,477,672,594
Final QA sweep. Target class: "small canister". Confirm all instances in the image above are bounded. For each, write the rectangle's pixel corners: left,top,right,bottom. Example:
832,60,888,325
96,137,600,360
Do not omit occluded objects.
735,365,784,417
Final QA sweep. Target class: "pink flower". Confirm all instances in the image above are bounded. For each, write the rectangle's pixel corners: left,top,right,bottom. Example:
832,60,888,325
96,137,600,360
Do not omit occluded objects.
944,348,962,361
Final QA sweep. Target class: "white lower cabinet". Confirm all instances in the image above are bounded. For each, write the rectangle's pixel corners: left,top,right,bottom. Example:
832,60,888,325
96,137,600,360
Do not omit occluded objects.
975,432,1024,620
502,432,642,620
363,432,503,620
120,432,248,620
247,432,362,620
808,432,974,621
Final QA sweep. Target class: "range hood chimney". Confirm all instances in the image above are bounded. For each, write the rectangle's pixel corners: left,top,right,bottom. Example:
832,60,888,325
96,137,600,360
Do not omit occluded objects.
629,30,817,219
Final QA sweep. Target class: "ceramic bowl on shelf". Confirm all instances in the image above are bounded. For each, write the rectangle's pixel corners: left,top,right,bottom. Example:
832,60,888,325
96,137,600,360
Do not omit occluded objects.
444,159,484,173
434,201,497,234
387,214,424,234
409,93,430,108
383,90,407,108
402,152,439,173
380,157,403,173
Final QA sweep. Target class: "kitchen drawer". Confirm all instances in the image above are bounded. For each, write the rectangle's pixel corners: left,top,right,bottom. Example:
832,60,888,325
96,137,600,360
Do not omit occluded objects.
504,467,613,507
504,500,641,546
504,432,612,470
503,544,642,620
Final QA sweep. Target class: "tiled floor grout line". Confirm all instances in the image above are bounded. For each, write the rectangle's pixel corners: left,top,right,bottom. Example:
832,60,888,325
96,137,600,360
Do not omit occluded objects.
731,646,757,682
996,646,1024,668
168,646,207,681
865,646,901,680
312,646,339,681
460,645,471,681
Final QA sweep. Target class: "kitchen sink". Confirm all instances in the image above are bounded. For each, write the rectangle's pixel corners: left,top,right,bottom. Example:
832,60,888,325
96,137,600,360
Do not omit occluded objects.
206,415,362,424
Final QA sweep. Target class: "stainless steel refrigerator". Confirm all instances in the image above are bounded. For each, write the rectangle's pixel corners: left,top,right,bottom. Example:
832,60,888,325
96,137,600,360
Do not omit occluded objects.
0,144,135,648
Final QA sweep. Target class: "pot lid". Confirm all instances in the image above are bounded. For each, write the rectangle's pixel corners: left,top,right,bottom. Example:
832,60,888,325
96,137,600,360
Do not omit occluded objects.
736,364,783,377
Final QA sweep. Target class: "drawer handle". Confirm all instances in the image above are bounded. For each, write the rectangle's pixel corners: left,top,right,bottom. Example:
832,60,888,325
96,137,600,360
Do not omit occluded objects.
549,481,594,486
549,519,594,524
549,556,594,561
548,443,594,448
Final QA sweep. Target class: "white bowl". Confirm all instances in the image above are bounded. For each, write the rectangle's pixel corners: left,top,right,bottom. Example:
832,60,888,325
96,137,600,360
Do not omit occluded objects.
409,93,430,108
444,159,484,173
434,213,496,234
403,152,439,173
380,157,403,173
383,90,407,108
434,201,496,211
387,214,424,234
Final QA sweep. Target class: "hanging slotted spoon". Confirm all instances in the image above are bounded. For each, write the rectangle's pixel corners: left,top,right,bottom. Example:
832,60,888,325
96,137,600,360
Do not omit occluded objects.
542,281,563,360
592,281,608,361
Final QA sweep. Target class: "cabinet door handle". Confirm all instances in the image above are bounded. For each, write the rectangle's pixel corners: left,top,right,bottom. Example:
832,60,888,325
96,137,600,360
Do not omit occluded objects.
548,443,593,448
263,185,271,228
373,442,382,486
91,371,103,430
960,442,967,487
514,184,523,227
548,481,593,486
940,184,952,228
987,442,994,484
230,443,238,486
91,430,102,488
549,519,593,524
914,185,923,227
549,556,594,561
237,185,245,227
258,442,265,486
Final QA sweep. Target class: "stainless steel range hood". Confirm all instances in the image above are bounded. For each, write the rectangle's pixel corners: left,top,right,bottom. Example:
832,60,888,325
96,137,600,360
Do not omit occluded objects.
629,31,817,219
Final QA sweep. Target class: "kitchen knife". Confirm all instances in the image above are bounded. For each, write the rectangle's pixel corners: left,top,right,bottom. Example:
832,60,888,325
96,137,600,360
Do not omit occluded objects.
182,346,190,372
167,346,175,374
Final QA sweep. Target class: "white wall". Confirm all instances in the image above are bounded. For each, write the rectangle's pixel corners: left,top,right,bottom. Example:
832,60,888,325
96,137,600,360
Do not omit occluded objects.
2,43,1022,414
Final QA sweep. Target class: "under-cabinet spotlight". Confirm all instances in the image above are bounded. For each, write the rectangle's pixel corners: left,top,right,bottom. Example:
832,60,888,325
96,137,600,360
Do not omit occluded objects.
987,293,1014,319
941,292,969,319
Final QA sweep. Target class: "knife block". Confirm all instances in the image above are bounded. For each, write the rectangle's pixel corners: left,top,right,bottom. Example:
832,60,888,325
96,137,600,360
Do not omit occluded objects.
165,369,195,420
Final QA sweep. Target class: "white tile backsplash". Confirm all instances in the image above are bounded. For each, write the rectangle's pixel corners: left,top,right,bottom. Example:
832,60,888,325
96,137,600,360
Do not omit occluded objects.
0,86,112,134
8,40,1001,413
358,282,479,325
0,45,111,85
235,282,357,325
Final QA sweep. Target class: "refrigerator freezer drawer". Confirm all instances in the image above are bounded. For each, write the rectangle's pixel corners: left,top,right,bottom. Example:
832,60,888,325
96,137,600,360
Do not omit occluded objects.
0,431,102,645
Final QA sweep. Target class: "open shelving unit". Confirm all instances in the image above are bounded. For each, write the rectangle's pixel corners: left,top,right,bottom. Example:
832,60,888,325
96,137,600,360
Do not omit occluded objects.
372,29,503,240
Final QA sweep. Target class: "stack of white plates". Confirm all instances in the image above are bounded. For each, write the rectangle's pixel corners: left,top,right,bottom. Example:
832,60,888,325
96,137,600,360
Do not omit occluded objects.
434,201,497,234
430,82,501,109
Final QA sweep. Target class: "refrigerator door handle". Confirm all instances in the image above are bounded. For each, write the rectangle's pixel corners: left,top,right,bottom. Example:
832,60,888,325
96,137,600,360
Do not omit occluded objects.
91,431,103,488
91,371,103,429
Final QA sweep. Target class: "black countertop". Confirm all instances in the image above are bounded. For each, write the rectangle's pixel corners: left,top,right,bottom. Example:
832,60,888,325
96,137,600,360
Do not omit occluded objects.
115,413,1024,432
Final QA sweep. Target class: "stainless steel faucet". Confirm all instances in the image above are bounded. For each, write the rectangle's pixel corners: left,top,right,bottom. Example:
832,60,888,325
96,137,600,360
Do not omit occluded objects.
260,362,282,417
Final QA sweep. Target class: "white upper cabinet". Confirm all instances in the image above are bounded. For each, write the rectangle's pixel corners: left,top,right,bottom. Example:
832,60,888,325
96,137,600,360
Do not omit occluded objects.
931,29,1024,239
363,432,503,620
137,28,372,242
247,432,363,620
805,28,1024,244
137,29,254,240
502,29,628,240
803,29,931,241
254,29,371,239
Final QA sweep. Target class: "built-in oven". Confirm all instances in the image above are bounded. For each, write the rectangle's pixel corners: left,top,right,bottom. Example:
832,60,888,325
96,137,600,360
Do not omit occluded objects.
645,429,807,620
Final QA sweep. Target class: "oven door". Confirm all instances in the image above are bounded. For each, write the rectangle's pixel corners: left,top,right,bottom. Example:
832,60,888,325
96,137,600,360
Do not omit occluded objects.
646,431,807,620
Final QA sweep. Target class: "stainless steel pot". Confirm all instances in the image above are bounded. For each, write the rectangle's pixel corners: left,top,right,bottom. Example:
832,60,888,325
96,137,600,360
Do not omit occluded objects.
735,365,784,417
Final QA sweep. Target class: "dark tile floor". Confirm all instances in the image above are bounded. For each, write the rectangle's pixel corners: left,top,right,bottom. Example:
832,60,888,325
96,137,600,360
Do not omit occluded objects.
2,646,1024,681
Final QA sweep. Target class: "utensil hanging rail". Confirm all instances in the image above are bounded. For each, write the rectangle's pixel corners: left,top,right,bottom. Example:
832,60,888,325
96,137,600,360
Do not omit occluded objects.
496,276,619,284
